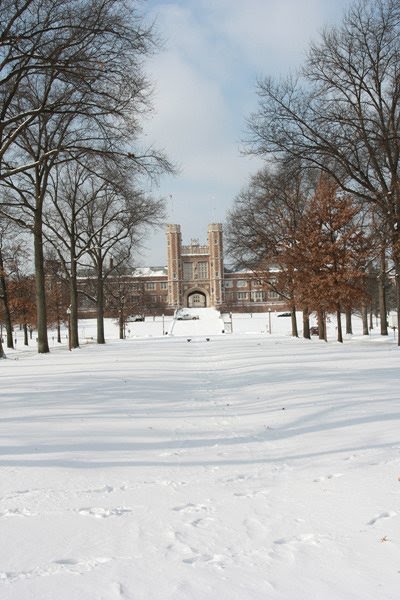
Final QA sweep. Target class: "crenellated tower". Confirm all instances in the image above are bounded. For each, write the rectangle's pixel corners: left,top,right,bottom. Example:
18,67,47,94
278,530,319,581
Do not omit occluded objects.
166,224,182,307
207,223,224,307
166,223,224,309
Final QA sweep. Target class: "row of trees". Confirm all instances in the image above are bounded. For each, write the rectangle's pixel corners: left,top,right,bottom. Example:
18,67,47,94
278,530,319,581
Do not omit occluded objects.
0,231,164,353
228,0,400,343
0,0,173,356
226,163,390,342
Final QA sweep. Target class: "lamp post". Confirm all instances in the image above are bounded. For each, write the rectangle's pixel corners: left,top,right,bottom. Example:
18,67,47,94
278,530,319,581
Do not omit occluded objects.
268,309,272,334
66,306,72,351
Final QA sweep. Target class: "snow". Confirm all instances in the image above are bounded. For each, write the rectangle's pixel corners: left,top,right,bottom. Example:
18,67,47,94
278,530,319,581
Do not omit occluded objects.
0,311,399,599
133,266,167,277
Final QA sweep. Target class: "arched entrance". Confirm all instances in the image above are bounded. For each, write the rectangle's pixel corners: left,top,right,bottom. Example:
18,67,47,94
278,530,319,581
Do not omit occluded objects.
187,291,207,308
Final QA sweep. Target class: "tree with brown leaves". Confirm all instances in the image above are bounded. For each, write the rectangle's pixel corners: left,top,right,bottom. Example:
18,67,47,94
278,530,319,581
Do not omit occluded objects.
290,177,370,342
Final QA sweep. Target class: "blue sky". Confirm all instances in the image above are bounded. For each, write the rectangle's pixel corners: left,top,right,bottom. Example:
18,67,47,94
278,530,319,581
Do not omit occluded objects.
139,0,353,266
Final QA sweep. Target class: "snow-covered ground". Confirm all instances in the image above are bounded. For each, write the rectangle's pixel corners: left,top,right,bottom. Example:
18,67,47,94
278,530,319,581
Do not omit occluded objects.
0,311,399,599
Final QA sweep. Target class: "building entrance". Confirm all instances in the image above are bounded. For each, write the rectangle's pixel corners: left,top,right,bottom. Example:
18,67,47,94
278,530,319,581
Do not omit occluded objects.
188,291,206,308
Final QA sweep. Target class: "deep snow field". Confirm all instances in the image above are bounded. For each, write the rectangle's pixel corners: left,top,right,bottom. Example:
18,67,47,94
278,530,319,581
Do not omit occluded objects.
0,311,399,600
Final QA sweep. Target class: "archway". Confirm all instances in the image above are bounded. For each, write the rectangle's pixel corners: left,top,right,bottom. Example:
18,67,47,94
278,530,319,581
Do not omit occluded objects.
187,290,207,308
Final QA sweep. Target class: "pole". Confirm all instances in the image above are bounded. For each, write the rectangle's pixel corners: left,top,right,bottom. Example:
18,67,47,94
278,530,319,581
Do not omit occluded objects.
268,310,272,334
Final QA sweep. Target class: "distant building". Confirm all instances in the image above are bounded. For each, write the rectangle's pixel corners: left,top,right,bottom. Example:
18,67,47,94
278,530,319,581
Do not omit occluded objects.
79,223,286,316
166,223,224,308
165,223,283,310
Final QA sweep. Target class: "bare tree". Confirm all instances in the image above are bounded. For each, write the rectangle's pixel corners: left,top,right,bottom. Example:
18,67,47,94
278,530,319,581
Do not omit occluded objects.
247,0,400,342
0,0,163,177
226,160,316,337
0,219,28,348
72,171,164,344
43,161,105,349
0,0,173,353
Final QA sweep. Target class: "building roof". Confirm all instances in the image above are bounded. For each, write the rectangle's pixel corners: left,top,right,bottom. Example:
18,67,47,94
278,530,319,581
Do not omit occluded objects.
133,266,168,277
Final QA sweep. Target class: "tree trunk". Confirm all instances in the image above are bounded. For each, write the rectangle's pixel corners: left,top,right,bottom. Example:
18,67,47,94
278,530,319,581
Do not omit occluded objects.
361,303,369,336
119,312,124,339
34,212,50,353
396,264,400,347
57,319,61,344
317,309,325,340
96,268,105,344
369,307,373,330
70,254,80,349
303,307,310,339
336,307,343,343
0,250,14,349
23,322,29,346
391,215,400,345
0,333,6,359
290,306,298,337
378,270,388,336
345,308,352,334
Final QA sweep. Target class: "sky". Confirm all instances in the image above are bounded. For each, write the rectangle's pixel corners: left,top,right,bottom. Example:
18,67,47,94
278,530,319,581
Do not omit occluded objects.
138,0,353,266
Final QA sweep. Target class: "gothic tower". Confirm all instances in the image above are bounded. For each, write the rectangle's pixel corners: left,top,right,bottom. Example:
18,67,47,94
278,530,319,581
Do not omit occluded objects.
166,224,182,307
207,223,224,307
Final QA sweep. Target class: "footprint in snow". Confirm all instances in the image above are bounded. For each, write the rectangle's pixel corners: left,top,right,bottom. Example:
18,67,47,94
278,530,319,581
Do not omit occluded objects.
0,508,34,518
0,557,112,583
77,507,132,518
313,473,343,482
80,485,115,495
190,517,215,528
172,503,213,514
368,511,397,525
233,489,270,498
274,533,319,546
182,553,228,569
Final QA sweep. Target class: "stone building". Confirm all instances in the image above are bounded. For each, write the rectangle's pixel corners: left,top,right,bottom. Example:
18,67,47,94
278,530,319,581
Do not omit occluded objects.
128,223,284,312
78,223,286,316
166,223,224,308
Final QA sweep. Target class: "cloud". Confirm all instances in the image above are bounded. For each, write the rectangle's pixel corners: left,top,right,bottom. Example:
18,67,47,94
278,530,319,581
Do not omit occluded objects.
140,0,353,265
196,0,322,72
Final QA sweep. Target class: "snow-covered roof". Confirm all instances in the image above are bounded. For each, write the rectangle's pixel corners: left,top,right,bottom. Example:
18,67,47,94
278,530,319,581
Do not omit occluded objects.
133,266,167,277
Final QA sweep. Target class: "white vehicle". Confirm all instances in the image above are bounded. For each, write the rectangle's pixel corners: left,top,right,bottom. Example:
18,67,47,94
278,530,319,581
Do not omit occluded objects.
176,312,199,321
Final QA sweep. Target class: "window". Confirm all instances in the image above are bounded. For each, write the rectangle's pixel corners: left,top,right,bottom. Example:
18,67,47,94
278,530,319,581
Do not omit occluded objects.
198,261,208,279
237,292,248,300
145,282,155,290
253,291,265,302
268,290,280,299
160,282,167,289
236,280,247,288
183,262,193,280
224,280,233,288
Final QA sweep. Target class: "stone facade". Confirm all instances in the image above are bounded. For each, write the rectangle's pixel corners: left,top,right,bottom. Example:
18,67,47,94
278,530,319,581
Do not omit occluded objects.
78,223,287,316
163,223,285,311
166,223,224,309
